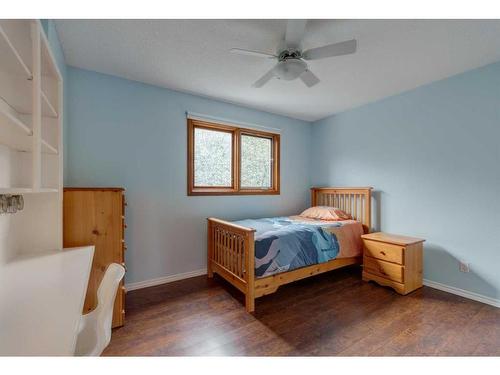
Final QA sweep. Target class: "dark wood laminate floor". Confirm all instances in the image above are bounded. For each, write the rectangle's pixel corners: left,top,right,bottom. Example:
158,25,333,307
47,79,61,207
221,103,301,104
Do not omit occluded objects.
104,266,500,356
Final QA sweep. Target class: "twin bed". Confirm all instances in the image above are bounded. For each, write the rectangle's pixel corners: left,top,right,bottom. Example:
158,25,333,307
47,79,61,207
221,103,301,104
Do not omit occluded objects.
207,187,372,312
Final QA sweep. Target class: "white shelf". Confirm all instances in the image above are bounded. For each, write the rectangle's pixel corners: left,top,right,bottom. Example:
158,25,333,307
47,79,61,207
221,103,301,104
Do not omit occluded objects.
0,95,32,139
40,22,61,119
0,94,58,154
0,74,58,120
41,91,58,118
0,21,59,119
42,139,58,154
0,20,33,120
40,22,63,82
0,21,32,78
0,187,58,194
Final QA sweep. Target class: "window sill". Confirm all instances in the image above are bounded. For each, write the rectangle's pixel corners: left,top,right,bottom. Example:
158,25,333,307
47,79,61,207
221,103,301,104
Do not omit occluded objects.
188,188,280,196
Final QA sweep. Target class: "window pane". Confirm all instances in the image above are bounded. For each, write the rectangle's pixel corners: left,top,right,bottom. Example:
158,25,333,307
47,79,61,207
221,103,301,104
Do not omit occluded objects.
194,127,232,187
240,134,272,189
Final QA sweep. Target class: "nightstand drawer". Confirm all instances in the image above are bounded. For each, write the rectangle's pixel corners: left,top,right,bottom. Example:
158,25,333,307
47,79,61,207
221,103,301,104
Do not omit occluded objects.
363,239,404,264
364,256,404,283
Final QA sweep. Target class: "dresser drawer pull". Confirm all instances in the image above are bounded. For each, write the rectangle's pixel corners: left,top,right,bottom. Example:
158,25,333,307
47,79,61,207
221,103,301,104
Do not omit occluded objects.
363,240,404,264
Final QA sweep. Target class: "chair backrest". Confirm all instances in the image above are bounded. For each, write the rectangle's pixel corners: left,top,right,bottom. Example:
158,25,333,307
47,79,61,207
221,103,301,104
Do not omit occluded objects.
95,263,125,346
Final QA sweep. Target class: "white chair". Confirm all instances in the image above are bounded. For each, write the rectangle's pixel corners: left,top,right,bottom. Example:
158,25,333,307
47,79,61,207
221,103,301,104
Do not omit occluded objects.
74,263,125,356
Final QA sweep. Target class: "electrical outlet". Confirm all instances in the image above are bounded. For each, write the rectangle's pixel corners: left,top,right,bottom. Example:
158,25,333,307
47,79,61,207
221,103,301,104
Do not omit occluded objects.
459,261,470,273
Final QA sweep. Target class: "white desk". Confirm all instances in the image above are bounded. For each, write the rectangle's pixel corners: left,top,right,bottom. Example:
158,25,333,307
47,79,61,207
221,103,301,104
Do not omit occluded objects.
0,246,94,356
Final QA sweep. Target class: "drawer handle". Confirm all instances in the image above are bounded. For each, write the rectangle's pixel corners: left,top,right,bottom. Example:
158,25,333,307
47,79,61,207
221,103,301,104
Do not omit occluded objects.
380,251,386,256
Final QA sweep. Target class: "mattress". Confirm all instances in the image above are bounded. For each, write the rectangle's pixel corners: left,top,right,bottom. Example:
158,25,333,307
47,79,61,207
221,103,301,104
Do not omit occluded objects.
232,216,363,278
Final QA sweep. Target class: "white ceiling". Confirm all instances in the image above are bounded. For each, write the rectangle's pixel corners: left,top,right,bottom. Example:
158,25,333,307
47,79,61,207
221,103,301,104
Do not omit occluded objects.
55,19,500,122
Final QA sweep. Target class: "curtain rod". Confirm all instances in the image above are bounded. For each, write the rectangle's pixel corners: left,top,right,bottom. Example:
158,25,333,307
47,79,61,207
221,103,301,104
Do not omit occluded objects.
186,111,281,134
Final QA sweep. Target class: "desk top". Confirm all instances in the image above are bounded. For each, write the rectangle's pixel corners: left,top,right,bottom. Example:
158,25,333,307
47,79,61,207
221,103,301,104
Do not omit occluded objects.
0,246,94,355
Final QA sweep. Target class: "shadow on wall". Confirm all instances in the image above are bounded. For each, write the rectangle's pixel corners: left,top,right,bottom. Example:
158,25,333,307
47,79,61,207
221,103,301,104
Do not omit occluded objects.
371,190,382,232
424,243,499,300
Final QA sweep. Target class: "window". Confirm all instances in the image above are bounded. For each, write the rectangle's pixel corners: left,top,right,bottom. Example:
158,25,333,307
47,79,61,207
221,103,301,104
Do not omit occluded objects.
194,127,233,187
240,134,272,189
188,119,280,195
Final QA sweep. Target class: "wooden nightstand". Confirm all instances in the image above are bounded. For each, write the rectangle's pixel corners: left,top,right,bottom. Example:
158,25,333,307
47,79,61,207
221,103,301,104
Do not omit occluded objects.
361,232,425,295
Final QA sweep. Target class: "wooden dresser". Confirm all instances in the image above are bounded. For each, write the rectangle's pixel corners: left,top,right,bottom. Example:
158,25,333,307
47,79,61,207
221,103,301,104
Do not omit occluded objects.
63,187,127,328
361,232,425,295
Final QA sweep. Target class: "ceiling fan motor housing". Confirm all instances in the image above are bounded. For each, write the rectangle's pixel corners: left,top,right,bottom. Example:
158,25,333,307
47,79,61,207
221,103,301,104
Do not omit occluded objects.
273,58,307,80
278,49,302,60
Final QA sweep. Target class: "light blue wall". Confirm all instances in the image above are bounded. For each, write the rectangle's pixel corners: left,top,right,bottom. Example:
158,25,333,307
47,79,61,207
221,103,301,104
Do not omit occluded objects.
66,67,312,284
311,62,500,300
59,18,499,299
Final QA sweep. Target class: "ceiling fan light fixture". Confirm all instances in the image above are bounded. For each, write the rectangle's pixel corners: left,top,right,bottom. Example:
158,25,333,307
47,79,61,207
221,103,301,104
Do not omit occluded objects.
273,59,307,81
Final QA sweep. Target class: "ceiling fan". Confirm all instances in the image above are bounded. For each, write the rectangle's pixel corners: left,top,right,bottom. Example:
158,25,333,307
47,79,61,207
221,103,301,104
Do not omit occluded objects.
230,20,357,88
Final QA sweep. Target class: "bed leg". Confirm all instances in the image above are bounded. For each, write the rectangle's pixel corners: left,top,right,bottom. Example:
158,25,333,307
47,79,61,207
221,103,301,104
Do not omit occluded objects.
207,261,214,278
207,219,214,279
245,293,255,313
245,232,255,313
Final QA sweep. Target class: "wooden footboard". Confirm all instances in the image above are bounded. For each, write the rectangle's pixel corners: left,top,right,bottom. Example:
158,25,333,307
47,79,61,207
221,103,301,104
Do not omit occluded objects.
207,217,256,312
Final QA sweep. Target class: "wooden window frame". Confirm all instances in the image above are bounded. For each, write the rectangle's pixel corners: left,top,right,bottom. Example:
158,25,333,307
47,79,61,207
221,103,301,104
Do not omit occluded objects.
187,119,280,196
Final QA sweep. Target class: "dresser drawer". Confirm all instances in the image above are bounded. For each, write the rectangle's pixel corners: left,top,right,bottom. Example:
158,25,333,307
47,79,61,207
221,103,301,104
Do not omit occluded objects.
363,239,405,264
364,256,404,283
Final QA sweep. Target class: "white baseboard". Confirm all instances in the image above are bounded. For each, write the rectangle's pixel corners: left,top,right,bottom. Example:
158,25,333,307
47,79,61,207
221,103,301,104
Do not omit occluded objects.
423,279,500,308
125,268,207,292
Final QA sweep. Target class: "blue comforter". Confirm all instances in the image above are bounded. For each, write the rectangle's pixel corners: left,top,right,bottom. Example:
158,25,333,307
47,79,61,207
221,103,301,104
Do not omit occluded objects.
232,217,349,278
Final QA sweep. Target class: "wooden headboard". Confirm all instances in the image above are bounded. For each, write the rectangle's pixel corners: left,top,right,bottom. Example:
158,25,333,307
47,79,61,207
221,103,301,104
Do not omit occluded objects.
311,187,373,233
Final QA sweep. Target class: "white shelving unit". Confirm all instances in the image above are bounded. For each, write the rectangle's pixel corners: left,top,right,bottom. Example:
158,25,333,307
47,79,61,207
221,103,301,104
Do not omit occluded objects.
0,21,89,356
0,19,63,258
0,19,62,192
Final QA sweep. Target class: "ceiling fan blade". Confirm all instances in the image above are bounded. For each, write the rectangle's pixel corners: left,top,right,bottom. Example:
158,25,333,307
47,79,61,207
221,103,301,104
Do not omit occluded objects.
230,48,276,59
285,20,307,49
303,39,357,60
252,68,275,88
300,69,320,88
